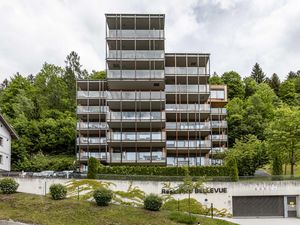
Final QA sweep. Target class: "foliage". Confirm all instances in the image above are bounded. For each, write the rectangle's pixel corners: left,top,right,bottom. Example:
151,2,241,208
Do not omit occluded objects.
266,106,300,175
114,182,145,206
89,70,106,80
226,135,269,176
250,62,266,83
93,187,113,206
225,157,239,181
13,153,75,172
87,157,99,179
49,184,67,200
221,71,245,99
98,165,229,177
209,72,224,85
243,77,257,98
168,211,197,225
272,154,283,175
0,178,19,194
279,79,298,105
144,194,163,211
266,73,281,95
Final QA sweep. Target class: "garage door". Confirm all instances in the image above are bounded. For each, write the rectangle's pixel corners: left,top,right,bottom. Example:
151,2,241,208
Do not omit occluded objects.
232,196,284,217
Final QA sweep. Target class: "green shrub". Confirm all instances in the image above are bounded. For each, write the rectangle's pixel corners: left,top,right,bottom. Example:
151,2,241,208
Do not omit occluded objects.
0,178,19,194
98,165,229,177
93,187,113,206
49,184,67,200
226,157,239,181
144,194,163,211
168,211,197,224
272,154,283,175
87,157,99,179
162,198,209,215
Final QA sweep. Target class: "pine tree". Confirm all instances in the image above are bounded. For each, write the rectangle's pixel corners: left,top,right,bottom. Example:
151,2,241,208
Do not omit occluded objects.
250,63,266,83
267,73,281,95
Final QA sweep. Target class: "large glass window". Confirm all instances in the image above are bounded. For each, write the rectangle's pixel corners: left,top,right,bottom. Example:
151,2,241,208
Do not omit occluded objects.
210,90,225,99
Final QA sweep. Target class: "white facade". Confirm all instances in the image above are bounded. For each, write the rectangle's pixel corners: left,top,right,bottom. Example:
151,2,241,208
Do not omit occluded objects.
0,119,12,171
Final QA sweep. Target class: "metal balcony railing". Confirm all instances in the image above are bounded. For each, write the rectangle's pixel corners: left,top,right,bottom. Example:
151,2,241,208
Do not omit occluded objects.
77,106,108,114
166,140,211,148
108,50,164,59
165,85,210,93
77,137,107,144
166,122,211,130
108,131,166,141
77,91,106,98
107,111,165,121
107,91,165,101
166,104,210,112
108,30,164,38
165,67,206,75
77,122,108,130
107,70,164,79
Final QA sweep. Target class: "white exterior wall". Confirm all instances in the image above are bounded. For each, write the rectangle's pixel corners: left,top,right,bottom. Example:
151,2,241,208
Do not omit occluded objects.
8,178,300,217
0,121,12,171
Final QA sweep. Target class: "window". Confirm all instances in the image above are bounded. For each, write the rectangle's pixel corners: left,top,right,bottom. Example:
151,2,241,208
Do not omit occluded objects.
210,90,225,99
0,155,2,164
0,137,3,146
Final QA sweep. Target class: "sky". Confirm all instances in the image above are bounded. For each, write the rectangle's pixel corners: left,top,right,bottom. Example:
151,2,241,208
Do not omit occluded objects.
0,0,300,81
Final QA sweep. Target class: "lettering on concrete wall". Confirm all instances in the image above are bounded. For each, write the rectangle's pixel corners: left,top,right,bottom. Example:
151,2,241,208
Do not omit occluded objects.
161,187,227,194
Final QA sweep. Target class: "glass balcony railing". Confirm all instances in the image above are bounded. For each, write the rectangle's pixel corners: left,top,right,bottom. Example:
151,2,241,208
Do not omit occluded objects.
77,106,108,114
108,132,166,141
108,50,164,59
77,122,108,130
77,91,106,98
166,140,211,148
165,85,209,93
166,104,210,112
211,147,227,153
107,70,164,79
77,152,108,159
209,135,228,141
166,122,211,130
167,157,205,166
77,137,107,144
165,67,207,75
108,30,164,38
107,91,165,101
211,108,227,115
107,111,165,121
110,152,165,162
211,121,228,128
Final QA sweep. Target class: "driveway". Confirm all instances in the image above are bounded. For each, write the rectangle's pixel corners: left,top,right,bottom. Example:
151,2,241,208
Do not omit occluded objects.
223,218,300,225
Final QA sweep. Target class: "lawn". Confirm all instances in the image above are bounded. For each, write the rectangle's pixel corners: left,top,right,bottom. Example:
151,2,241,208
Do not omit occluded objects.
0,193,236,225
262,164,300,176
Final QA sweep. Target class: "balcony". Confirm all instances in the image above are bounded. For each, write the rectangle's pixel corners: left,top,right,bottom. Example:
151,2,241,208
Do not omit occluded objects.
77,122,108,130
211,121,228,128
108,50,164,59
77,106,108,114
108,132,165,143
167,157,206,166
166,140,211,149
107,111,165,122
211,147,227,153
77,91,106,99
77,152,108,160
165,67,206,75
211,108,227,115
77,137,107,145
209,135,228,141
166,122,210,130
107,91,165,101
110,152,166,163
107,30,164,39
166,104,210,113
107,70,164,80
165,85,209,93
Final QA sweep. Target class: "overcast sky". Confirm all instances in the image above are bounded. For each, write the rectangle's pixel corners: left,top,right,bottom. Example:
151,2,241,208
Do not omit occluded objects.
0,0,299,81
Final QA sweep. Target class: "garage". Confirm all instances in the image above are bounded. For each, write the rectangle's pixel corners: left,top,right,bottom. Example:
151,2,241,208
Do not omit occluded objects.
232,196,284,217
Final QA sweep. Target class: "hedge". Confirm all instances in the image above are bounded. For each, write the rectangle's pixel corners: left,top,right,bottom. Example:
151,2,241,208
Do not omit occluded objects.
98,166,229,177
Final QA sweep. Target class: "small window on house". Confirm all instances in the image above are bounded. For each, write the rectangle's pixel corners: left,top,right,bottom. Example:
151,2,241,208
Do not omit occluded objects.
0,137,3,146
0,154,2,164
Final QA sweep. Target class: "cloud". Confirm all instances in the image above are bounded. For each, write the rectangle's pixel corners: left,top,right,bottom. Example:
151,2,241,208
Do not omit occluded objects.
0,0,299,82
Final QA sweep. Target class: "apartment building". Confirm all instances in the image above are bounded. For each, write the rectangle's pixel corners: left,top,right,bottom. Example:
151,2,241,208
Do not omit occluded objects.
76,14,228,171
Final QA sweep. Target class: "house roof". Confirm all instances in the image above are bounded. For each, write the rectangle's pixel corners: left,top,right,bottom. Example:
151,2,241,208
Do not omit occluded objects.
0,114,19,140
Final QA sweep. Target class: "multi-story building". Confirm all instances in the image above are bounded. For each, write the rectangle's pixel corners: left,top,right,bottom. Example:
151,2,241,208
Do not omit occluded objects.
76,14,228,171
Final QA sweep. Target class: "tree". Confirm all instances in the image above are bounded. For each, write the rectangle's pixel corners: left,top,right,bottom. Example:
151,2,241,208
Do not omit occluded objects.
287,70,300,80
266,107,300,176
209,72,223,85
221,71,245,99
279,80,297,105
266,73,281,95
89,70,106,80
225,156,239,181
87,157,100,179
226,135,269,176
250,63,266,83
244,77,257,98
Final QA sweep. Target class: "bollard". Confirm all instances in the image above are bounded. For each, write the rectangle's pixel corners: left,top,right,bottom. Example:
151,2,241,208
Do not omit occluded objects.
211,203,213,219
77,186,80,200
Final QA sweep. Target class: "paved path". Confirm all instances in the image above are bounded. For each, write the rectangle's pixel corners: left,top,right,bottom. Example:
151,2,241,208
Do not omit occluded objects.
0,220,32,225
224,218,300,225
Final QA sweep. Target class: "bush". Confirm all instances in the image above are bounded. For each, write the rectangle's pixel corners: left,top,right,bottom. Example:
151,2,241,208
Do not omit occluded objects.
144,194,163,211
163,198,208,215
98,165,229,177
93,187,113,206
272,155,283,175
226,157,239,182
87,157,99,179
168,212,197,225
0,178,19,194
49,184,67,200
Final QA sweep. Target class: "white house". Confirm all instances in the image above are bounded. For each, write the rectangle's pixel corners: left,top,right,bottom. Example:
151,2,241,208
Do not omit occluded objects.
0,114,19,171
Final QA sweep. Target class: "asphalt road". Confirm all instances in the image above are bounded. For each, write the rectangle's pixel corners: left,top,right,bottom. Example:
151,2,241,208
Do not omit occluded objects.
224,218,300,225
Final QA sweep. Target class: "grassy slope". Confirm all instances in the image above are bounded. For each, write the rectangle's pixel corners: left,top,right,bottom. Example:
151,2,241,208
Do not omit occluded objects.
262,164,300,176
0,193,235,225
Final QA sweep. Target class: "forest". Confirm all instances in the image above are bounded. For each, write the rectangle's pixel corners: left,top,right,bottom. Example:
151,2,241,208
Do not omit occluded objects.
0,52,299,175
